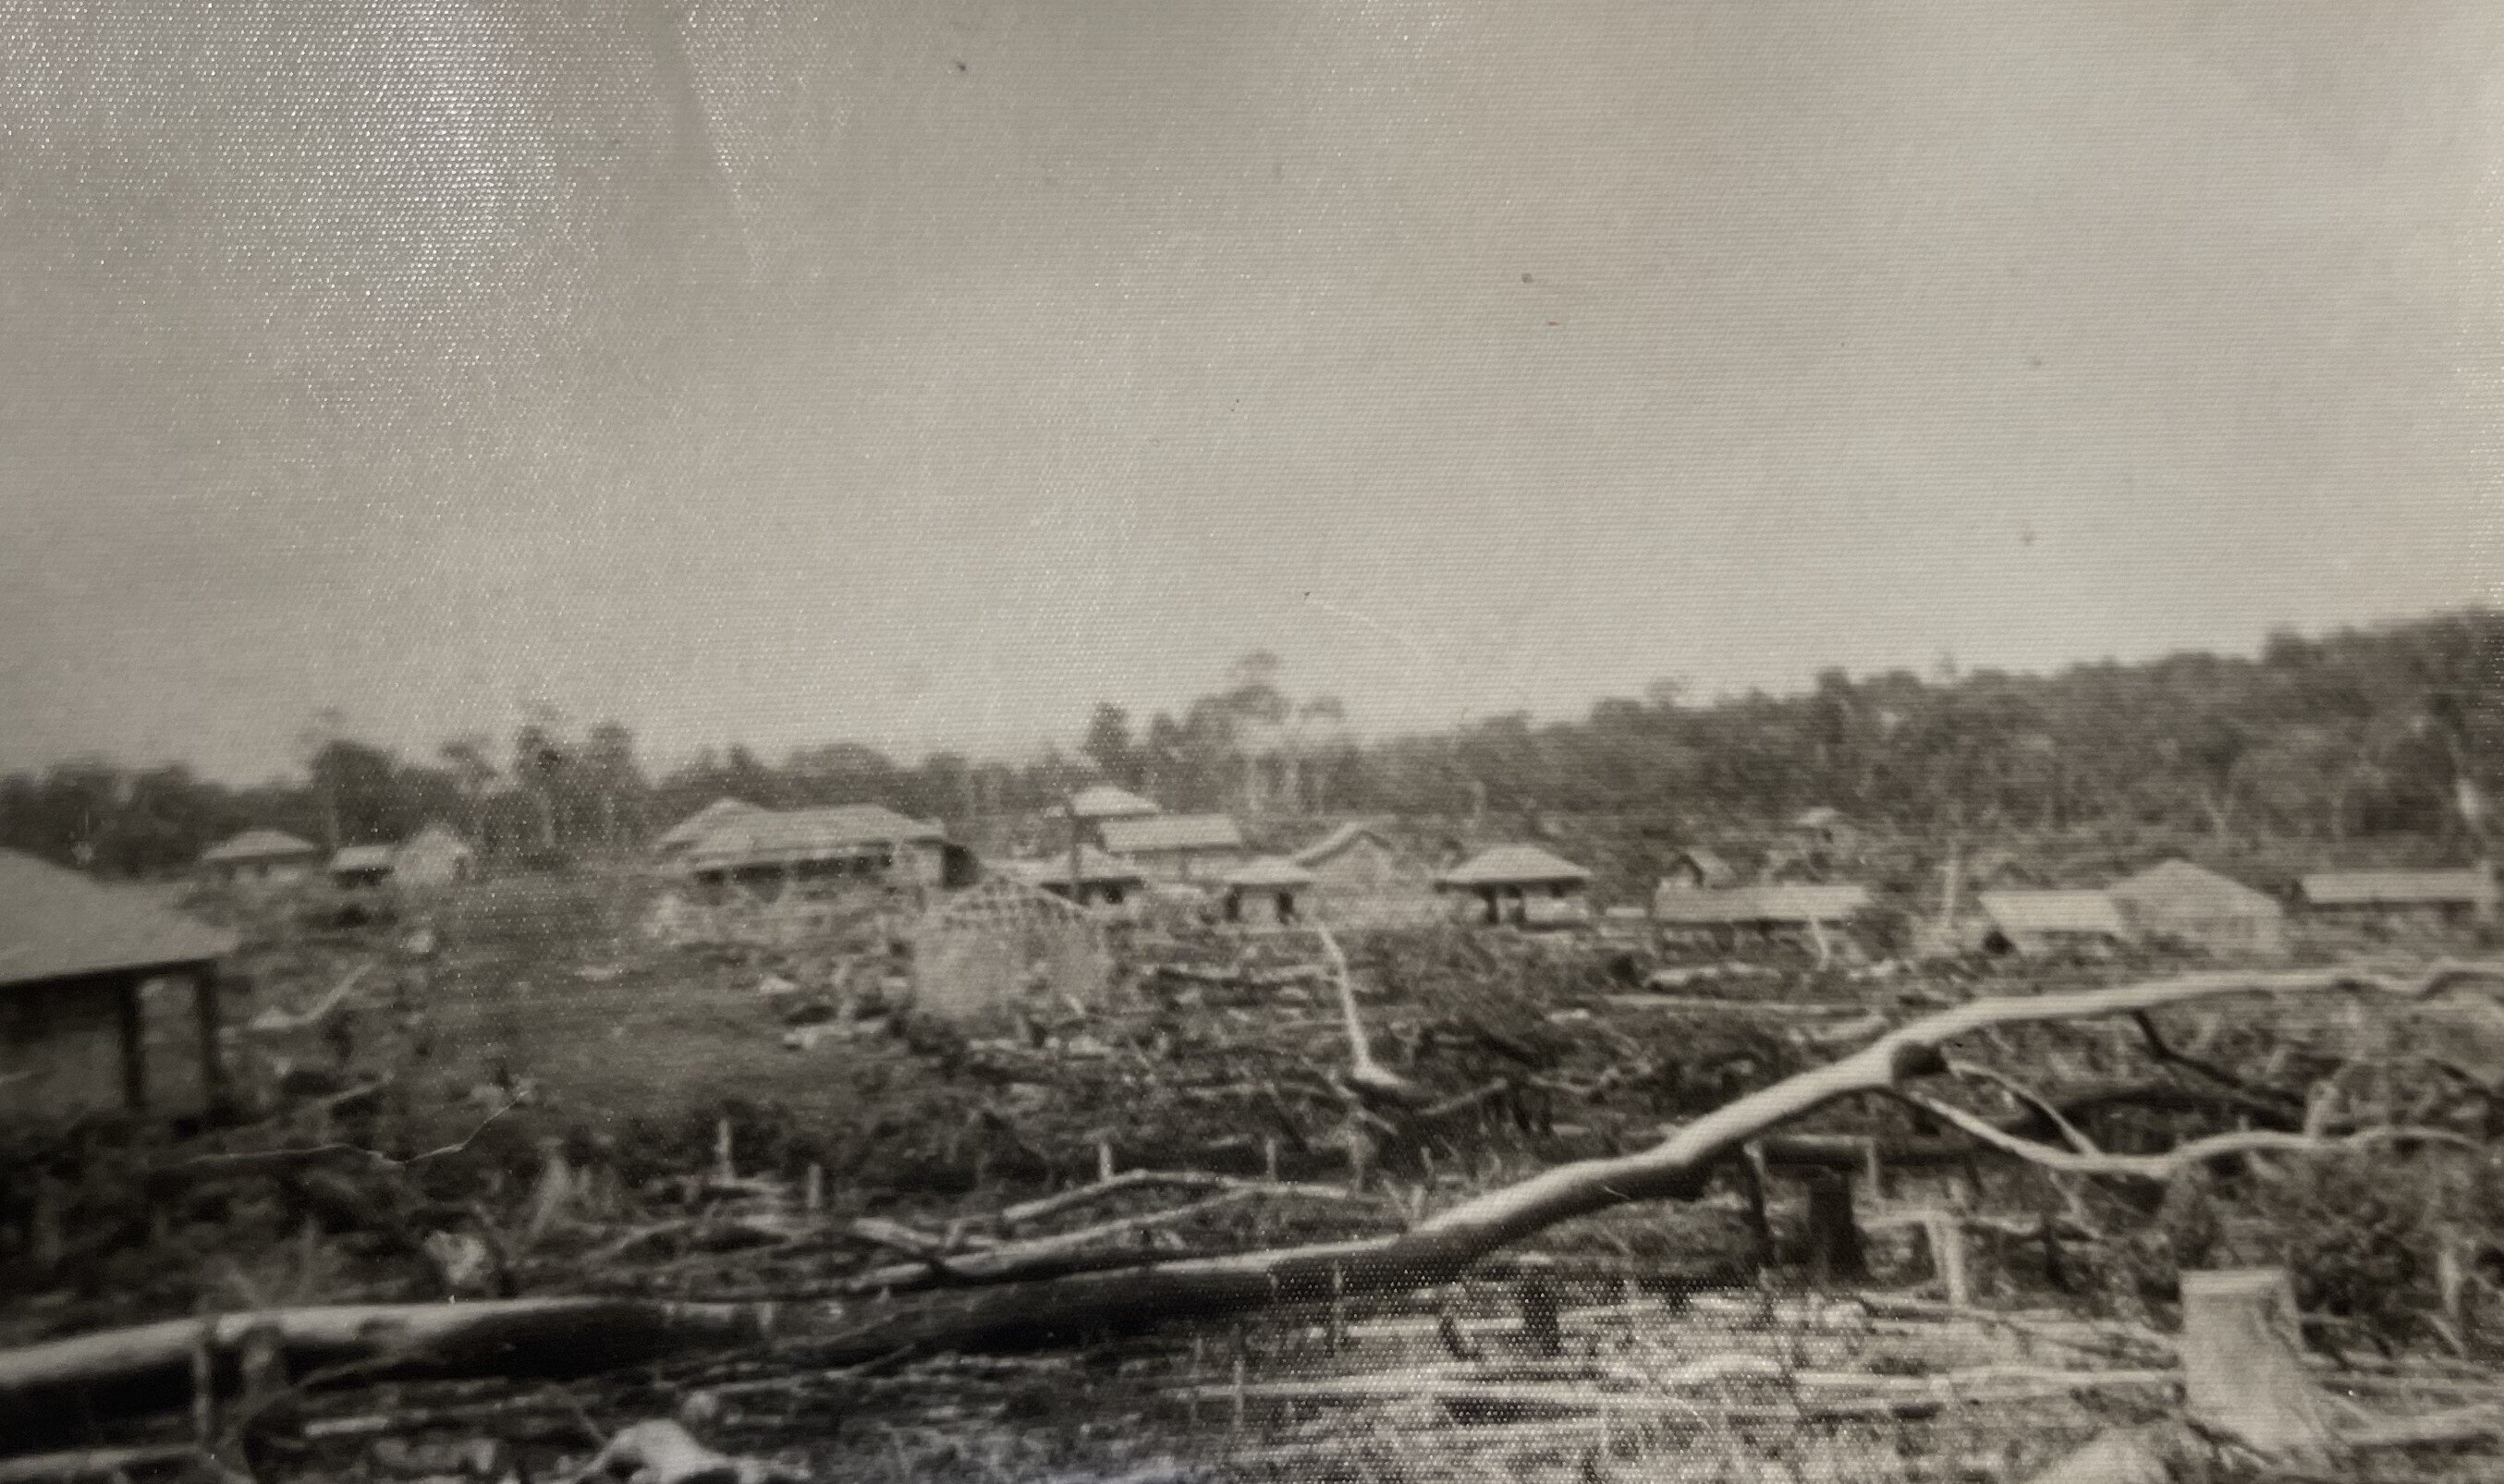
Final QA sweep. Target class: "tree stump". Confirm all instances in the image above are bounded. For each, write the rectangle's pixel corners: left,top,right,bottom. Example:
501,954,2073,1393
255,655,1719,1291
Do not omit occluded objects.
1803,1169,1864,1285
2177,1267,2341,1466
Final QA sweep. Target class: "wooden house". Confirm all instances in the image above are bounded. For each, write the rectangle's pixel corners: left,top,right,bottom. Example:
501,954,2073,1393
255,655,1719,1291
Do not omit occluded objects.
1290,821,1439,926
391,823,477,888
1222,857,1316,927
2107,859,2285,957
678,804,971,894
1,850,237,1122
1652,882,1872,955
198,829,323,889
1977,889,2131,956
1437,845,1592,928
1099,813,1248,884
1017,845,1147,910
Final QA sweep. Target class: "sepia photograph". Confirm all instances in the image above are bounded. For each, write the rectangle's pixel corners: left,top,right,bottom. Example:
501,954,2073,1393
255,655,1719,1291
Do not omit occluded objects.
3,3,2503,1480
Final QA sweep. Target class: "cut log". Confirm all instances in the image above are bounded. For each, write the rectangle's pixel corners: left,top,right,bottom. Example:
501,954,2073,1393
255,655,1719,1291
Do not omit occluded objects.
1802,1169,1865,1285
2176,1267,2342,1466
2024,1427,2176,1484
0,1300,778,1448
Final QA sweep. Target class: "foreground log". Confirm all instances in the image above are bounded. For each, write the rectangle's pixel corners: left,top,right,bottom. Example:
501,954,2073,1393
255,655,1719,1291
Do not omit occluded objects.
0,1300,779,1447
2176,1268,2341,1466
7,960,2499,1441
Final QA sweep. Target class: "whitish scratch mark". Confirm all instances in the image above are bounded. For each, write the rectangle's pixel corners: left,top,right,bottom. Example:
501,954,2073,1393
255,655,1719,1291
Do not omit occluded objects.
1301,590,1435,668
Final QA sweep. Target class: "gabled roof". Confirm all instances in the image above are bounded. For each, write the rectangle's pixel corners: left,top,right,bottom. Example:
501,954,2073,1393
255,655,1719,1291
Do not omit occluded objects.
201,829,322,865
1069,785,1161,821
1101,813,1244,856
1226,856,1317,890
397,822,473,857
1652,882,1870,924
1,849,238,989
331,845,396,873
1438,844,1590,888
654,797,763,853
682,804,946,870
2108,859,2280,919
1291,821,1395,869
1979,889,2130,938
1014,845,1146,888
2301,869,2498,908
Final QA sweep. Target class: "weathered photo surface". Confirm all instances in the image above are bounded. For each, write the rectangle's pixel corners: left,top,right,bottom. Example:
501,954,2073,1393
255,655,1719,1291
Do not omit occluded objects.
4,5,2502,1481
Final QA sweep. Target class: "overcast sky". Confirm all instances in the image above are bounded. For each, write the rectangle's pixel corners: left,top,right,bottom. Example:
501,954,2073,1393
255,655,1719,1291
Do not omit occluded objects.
2,0,2498,784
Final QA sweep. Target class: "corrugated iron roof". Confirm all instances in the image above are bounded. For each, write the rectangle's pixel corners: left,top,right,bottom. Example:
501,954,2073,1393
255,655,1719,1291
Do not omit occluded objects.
331,845,395,873
1652,882,1870,924
200,829,321,864
0,850,238,989
653,797,763,853
1068,785,1161,820
1438,844,1590,888
682,805,946,870
1101,813,1244,856
2301,869,2498,907
2108,859,2280,919
1980,889,2130,938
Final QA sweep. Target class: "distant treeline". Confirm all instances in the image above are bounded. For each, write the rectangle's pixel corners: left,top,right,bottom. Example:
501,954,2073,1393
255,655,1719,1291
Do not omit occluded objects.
4,611,2498,877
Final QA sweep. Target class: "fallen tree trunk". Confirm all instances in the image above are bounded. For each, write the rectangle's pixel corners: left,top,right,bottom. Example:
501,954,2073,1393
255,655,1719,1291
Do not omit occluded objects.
6,960,2497,1441
0,1300,779,1447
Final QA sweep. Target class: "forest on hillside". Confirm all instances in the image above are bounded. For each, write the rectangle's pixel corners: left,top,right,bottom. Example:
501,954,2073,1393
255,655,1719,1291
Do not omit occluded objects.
5,610,2498,876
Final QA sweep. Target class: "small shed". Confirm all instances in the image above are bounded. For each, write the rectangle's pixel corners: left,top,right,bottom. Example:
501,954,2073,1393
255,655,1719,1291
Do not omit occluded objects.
330,845,396,890
1,850,238,1121
1978,889,2131,956
393,823,476,888
199,829,323,889
1653,882,1872,956
653,797,763,860
1019,845,1147,909
1291,822,1439,926
1789,807,1866,854
910,875,1108,1027
1662,848,1739,891
2300,869,2498,924
2107,859,2285,957
1438,845,1592,928
1223,857,1316,927
1068,785,1162,822
1100,813,1249,883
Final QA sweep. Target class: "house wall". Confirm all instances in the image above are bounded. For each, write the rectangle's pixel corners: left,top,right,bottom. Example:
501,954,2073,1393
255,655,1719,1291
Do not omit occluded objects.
1132,845,1250,885
1304,837,1439,926
1227,887,1305,927
0,979,131,1122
